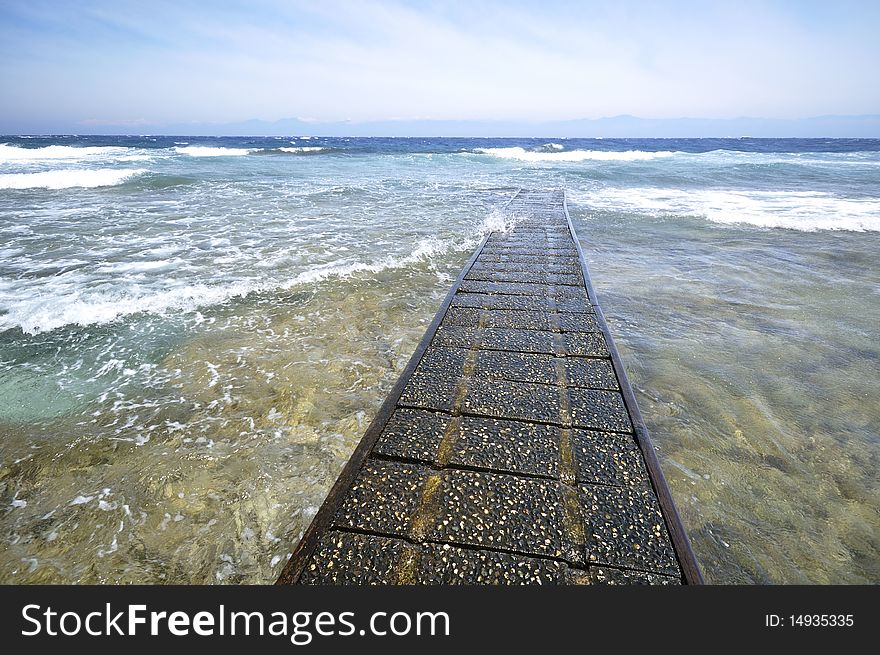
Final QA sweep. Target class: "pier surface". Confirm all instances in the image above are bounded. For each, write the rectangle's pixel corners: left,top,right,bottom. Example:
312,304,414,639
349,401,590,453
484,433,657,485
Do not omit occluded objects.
277,189,702,585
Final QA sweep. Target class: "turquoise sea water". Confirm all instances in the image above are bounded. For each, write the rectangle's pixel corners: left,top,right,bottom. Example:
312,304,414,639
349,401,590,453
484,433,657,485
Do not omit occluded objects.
1,136,878,583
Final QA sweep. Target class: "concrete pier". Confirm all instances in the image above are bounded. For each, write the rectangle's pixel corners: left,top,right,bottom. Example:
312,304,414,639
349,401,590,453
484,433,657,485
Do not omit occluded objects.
277,189,702,585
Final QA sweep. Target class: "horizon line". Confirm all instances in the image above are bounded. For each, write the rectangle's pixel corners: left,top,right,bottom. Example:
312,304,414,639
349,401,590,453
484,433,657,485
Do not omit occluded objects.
4,113,879,139
3,133,880,139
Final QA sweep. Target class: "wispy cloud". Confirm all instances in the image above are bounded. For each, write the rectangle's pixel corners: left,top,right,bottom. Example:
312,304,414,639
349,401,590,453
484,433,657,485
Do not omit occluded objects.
1,0,878,131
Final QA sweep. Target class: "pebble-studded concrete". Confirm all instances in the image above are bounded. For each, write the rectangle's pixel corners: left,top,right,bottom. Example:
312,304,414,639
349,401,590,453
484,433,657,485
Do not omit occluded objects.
296,189,684,585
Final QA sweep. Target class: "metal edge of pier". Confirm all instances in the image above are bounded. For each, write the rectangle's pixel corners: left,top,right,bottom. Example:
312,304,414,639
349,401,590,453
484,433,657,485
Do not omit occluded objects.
561,193,704,584
276,188,703,585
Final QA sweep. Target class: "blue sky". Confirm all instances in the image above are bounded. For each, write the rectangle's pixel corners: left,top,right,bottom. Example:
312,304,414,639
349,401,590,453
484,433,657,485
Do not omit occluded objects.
1,0,878,133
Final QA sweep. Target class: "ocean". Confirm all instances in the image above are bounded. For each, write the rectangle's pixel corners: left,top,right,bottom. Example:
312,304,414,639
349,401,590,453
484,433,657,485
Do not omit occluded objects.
1,135,878,584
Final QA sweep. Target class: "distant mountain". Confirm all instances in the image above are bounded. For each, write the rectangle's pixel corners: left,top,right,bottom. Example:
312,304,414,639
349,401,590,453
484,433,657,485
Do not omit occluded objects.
8,114,880,137
151,114,880,138
549,114,880,138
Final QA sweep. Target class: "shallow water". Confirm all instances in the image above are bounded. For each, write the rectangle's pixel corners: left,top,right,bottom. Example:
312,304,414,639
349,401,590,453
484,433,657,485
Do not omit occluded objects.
575,213,880,583
0,271,463,583
1,136,878,583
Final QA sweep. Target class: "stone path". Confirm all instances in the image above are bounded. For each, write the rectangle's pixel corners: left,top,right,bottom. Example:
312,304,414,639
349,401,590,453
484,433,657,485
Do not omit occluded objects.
277,189,702,585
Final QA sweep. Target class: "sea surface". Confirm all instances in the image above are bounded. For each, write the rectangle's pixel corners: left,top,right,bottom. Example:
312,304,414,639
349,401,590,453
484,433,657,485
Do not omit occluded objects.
1,135,878,584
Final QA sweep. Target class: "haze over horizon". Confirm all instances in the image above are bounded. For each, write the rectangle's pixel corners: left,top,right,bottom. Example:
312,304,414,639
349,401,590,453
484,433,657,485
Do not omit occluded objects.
1,0,879,136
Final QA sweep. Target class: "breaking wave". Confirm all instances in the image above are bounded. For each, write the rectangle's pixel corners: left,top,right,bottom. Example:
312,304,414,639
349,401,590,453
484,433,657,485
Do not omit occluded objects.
0,168,148,190
570,187,880,232
173,146,254,157
473,147,675,162
173,145,332,157
276,146,331,154
0,213,503,334
0,144,134,162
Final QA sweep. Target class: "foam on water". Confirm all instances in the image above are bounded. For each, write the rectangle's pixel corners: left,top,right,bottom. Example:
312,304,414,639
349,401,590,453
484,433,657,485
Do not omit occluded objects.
571,186,880,232
2,135,878,585
473,146,676,162
0,168,147,190
0,144,132,161
475,206,519,234
278,147,330,154
0,279,257,334
174,146,253,157
0,227,493,334
114,154,156,162
287,234,479,287
682,148,880,167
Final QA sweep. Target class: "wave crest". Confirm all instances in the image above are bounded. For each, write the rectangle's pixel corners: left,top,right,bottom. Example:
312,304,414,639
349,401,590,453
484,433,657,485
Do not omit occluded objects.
0,204,509,334
277,146,331,154
473,147,675,162
0,246,442,334
173,146,253,157
0,144,133,162
570,187,880,232
0,169,147,190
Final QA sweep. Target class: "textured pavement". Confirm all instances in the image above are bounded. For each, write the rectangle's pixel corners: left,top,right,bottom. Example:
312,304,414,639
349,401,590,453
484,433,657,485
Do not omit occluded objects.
281,189,693,585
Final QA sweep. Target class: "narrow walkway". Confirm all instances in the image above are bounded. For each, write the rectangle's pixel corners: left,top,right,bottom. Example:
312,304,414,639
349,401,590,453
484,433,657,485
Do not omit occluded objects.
277,189,702,585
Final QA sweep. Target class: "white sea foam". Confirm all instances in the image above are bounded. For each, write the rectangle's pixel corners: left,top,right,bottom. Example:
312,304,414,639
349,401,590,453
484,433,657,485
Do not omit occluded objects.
94,258,185,274
278,147,329,154
671,149,880,168
0,144,132,161
287,235,472,286
115,154,155,162
174,146,253,157
0,220,494,334
284,210,514,288
475,206,518,234
0,281,261,334
0,168,147,190
473,147,675,162
1,264,375,333
570,186,880,232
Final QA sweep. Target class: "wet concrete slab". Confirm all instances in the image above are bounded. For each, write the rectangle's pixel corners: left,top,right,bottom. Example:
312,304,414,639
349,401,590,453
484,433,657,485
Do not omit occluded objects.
443,307,553,331
579,484,680,576
563,332,610,356
398,371,459,412
558,312,601,332
300,530,410,585
566,566,682,586
331,460,427,536
469,261,583,276
568,389,632,432
417,543,565,585
373,408,450,463
472,350,558,385
571,429,649,487
451,292,559,312
279,189,700,586
450,415,561,478
465,268,583,286
426,469,567,558
459,280,568,296
462,378,562,424
565,357,618,389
